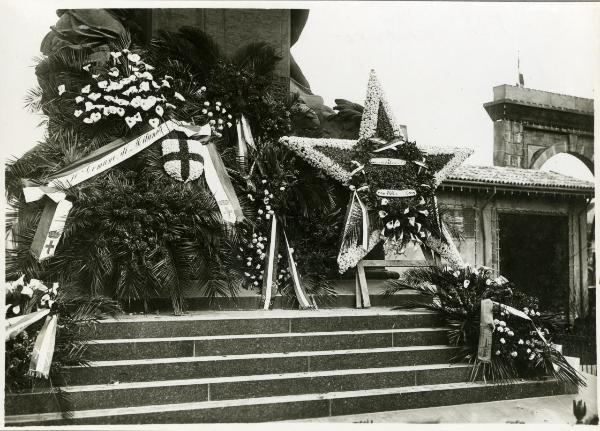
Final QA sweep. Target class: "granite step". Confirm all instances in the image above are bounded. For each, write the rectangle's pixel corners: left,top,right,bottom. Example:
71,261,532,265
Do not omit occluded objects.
63,345,459,385
5,364,472,415
83,327,450,361
88,308,440,340
147,292,425,311
5,379,576,425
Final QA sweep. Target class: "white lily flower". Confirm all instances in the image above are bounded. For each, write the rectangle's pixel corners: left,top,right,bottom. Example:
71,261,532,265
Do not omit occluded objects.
20,285,33,297
127,53,141,63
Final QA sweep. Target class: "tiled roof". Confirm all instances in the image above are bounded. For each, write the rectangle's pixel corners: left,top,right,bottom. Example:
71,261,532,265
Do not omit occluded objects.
444,165,594,192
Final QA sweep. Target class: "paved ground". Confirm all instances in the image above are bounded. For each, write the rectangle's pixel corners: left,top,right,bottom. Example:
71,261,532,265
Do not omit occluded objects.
285,374,597,424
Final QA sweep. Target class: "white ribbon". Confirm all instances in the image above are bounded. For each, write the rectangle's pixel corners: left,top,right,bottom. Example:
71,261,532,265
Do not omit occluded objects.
261,215,280,310
341,192,369,251
261,215,315,310
27,314,58,379
21,121,242,260
196,142,244,224
5,309,50,341
282,229,315,310
47,121,210,189
236,114,255,171
372,137,405,153
477,298,494,362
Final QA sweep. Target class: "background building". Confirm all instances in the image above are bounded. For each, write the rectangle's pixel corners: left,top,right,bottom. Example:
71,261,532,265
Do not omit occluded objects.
438,86,594,322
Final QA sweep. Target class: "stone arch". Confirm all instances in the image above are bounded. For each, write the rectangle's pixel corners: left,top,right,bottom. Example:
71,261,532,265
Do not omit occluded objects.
530,141,594,173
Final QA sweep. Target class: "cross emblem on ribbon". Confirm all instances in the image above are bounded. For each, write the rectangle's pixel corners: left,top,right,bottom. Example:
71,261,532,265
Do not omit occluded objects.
44,241,55,255
161,131,207,183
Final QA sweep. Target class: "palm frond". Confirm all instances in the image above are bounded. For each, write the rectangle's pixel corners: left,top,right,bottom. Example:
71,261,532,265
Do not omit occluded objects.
24,86,44,113
232,41,281,77
150,27,221,82
542,347,587,387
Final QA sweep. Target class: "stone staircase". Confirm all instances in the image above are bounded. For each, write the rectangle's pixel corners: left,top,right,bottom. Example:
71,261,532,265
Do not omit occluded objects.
5,307,576,425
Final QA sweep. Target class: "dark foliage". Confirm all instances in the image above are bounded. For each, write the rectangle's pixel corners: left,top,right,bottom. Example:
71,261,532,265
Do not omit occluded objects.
7,27,343,312
385,265,586,387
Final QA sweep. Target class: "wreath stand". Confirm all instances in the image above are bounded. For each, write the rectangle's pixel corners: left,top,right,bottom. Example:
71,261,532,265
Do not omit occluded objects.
355,246,440,308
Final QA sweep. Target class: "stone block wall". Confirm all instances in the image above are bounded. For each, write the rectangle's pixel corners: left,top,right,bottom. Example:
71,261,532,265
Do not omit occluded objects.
149,9,291,96
494,120,524,167
494,119,593,169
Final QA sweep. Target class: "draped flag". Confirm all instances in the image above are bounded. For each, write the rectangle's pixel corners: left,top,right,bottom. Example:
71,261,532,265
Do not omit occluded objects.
22,120,243,261
261,215,316,310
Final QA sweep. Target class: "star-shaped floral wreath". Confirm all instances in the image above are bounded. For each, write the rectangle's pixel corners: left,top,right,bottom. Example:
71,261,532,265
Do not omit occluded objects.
280,70,473,272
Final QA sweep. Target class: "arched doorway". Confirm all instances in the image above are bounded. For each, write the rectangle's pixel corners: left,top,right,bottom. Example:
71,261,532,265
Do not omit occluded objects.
531,142,594,174
539,153,594,182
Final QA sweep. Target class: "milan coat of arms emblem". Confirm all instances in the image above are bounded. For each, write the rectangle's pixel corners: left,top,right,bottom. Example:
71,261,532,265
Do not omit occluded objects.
161,133,205,182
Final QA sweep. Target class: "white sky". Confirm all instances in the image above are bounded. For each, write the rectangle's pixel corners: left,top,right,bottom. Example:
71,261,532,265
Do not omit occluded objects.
1,1,597,181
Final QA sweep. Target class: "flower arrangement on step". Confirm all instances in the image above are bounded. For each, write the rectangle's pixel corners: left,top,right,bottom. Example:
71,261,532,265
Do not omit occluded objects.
281,70,473,272
8,17,471,313
384,264,586,387
237,177,291,290
234,142,341,307
5,276,119,415
7,26,344,313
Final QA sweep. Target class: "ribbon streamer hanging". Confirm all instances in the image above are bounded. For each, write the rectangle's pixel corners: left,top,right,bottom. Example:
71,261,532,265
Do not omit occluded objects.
477,298,494,362
5,309,50,340
5,308,58,379
261,215,315,310
21,184,73,262
282,229,314,310
27,314,58,379
261,215,280,310
235,114,256,172
198,141,244,224
337,191,370,268
22,120,243,261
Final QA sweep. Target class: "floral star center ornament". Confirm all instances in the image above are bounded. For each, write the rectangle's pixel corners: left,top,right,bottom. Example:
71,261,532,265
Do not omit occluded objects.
280,70,473,274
